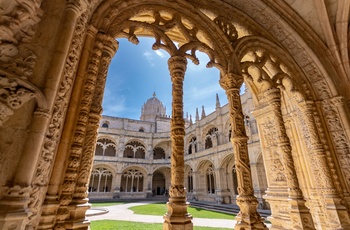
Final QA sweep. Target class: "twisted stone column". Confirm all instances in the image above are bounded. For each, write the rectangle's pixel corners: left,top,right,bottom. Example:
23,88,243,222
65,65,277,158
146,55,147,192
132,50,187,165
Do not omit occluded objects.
297,101,350,229
220,73,267,230
163,56,193,230
264,88,314,229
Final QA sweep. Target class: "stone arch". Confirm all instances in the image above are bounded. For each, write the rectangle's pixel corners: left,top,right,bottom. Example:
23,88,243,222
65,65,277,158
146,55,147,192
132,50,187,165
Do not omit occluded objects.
95,137,117,156
153,146,166,159
89,165,114,193
185,164,194,195
9,1,348,230
90,1,234,71
203,126,218,149
153,165,171,174
152,166,171,195
186,134,197,155
123,140,146,159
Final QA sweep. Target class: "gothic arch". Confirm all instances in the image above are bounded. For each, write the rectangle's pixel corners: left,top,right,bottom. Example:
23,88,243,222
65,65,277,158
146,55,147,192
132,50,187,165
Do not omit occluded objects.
90,0,234,72
2,1,349,230
152,165,171,174
121,165,148,176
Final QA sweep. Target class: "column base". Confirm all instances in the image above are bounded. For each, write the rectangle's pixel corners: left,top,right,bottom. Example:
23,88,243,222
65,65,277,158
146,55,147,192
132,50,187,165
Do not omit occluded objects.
235,195,268,230
288,197,315,229
0,186,31,230
163,197,193,230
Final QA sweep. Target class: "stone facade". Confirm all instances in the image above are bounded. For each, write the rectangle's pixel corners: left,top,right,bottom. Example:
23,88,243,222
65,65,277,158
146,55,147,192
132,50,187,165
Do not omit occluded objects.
89,91,269,209
0,0,349,229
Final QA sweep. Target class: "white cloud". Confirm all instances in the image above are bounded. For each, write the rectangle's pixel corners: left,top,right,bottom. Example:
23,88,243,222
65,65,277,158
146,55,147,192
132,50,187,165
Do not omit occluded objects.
143,51,154,66
155,50,165,58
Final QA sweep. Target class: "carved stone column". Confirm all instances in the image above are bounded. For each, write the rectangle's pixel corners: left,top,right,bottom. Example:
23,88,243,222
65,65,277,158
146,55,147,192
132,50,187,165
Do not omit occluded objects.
58,34,118,230
264,88,314,229
297,101,350,229
163,56,193,230
0,1,88,230
220,73,267,230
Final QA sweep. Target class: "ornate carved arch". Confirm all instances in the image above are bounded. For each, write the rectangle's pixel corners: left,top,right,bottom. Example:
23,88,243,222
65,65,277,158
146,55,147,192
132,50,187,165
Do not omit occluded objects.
234,36,316,102
90,0,236,74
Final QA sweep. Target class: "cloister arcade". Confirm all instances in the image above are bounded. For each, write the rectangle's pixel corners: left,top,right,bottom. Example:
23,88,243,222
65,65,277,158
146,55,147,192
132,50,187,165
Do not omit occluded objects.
0,0,349,230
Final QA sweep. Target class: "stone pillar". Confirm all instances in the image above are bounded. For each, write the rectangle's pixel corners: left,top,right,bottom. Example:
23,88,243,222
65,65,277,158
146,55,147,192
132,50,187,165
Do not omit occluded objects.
264,88,315,229
112,172,123,198
65,34,118,230
220,73,267,230
214,168,231,204
163,56,193,230
145,174,153,198
0,2,88,230
297,101,350,229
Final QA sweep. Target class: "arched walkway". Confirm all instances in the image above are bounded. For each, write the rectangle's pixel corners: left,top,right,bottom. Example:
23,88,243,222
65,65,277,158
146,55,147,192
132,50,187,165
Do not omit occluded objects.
1,1,349,230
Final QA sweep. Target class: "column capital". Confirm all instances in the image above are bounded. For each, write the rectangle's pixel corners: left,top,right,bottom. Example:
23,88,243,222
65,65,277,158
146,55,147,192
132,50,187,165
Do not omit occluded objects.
66,0,88,15
219,73,244,90
95,33,119,57
263,88,281,102
168,56,187,82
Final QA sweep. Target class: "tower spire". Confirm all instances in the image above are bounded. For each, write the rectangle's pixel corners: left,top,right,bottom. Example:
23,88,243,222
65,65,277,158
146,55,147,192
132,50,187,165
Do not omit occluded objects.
196,108,199,121
216,93,221,109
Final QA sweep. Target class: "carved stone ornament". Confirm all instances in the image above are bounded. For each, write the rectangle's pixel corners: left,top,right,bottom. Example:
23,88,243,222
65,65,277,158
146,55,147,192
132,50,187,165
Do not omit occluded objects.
0,74,35,125
0,0,43,80
27,10,90,228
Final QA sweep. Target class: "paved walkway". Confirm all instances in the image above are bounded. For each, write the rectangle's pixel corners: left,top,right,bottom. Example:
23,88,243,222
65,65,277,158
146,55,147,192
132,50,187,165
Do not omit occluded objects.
87,201,236,228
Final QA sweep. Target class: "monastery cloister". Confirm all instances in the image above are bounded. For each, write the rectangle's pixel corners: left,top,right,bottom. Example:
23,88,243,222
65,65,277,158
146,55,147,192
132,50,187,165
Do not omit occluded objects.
0,0,349,230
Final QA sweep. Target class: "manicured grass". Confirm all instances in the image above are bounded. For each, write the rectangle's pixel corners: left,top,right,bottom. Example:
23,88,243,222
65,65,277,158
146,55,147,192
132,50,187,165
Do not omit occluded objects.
129,203,235,219
90,220,231,230
90,201,125,207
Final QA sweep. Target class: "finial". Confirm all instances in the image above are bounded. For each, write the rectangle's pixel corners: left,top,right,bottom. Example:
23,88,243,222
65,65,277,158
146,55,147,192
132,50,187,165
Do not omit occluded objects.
153,92,156,97
216,93,221,109
196,108,199,121
190,115,193,125
201,105,206,119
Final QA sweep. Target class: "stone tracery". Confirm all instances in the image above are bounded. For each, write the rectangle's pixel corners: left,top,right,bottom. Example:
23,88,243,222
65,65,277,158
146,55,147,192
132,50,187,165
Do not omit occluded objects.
0,0,349,229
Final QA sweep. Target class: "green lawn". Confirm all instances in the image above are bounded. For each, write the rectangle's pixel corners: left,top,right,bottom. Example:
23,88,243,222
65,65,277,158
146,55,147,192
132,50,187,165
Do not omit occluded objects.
129,203,235,219
90,220,231,230
90,201,125,207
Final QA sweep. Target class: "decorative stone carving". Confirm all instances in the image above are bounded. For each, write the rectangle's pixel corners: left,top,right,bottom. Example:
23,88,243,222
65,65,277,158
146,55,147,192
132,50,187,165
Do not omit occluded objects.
264,88,315,229
0,0,43,61
27,9,89,229
110,8,227,73
0,74,35,125
220,73,267,230
297,101,350,229
163,56,193,230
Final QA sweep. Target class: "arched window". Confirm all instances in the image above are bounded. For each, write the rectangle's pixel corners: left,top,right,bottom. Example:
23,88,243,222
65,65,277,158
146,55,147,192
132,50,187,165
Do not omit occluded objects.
228,124,232,142
205,136,213,149
232,166,239,195
139,127,144,132
89,167,113,193
153,147,165,159
188,137,197,154
102,122,109,128
121,169,144,192
188,169,193,193
152,172,166,195
123,141,146,159
95,138,116,156
206,164,215,194
205,127,218,149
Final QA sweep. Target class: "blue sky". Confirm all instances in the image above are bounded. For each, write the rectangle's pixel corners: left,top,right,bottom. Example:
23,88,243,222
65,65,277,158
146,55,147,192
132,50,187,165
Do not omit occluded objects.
102,37,228,120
